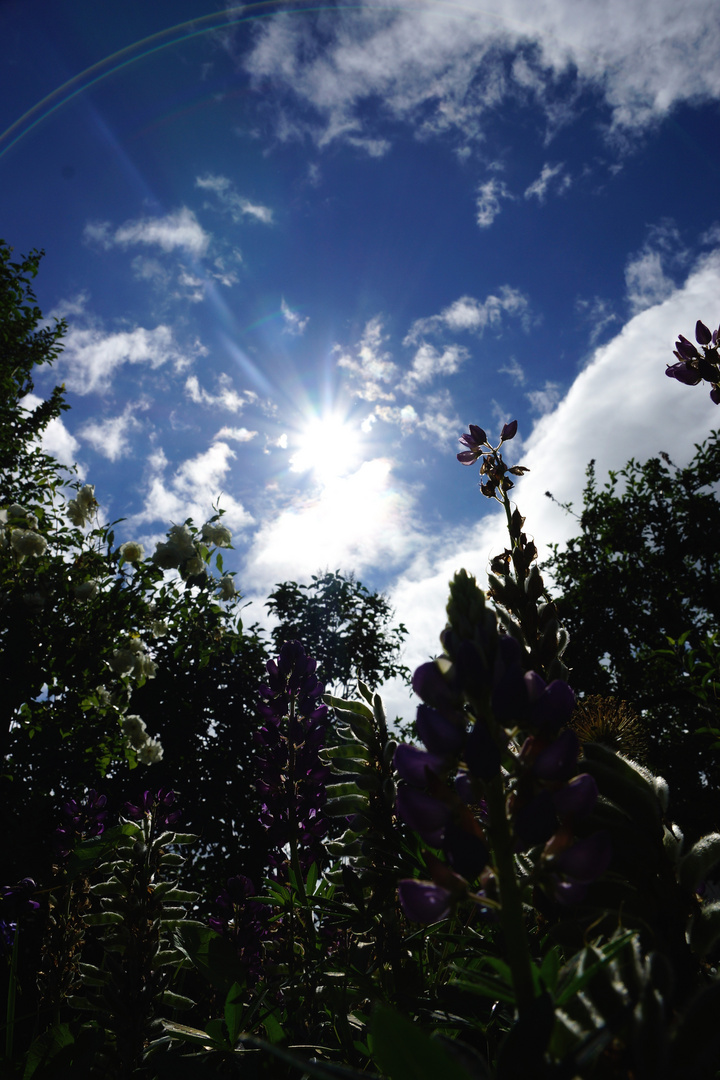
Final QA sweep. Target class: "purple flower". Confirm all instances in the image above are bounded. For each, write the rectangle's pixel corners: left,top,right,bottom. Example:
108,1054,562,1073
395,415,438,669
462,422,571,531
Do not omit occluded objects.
124,788,180,829
711,387,720,405
457,425,488,465
500,420,518,442
395,785,451,846
532,728,580,782
398,879,453,923
393,743,447,787
0,879,40,954
416,704,466,756
442,821,489,881
54,789,108,859
553,773,598,820
696,320,713,346
675,335,701,361
552,830,612,884
666,362,702,386
464,718,502,781
526,676,575,733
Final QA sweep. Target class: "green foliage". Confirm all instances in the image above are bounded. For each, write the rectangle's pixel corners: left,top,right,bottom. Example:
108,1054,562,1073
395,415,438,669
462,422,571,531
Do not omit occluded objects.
267,570,409,693
544,440,720,837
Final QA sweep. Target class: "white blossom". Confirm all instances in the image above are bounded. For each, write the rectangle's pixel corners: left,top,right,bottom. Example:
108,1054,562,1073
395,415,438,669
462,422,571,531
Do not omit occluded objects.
185,555,205,577
201,521,232,547
73,580,99,601
137,737,164,765
121,714,148,748
108,648,135,676
11,529,48,557
150,619,169,637
167,524,196,559
218,574,237,600
119,541,144,564
77,484,96,512
7,504,28,518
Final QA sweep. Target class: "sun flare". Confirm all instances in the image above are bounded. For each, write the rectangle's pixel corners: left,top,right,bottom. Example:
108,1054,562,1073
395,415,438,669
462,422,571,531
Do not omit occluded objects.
289,412,362,482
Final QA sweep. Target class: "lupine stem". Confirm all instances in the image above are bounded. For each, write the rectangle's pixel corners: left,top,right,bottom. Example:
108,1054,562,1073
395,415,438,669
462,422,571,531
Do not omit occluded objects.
484,773,536,1015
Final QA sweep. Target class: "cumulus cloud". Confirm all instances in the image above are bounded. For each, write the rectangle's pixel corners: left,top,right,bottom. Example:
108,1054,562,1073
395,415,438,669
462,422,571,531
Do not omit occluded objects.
56,322,192,396
85,207,210,257
196,173,274,224
241,0,720,154
404,287,530,343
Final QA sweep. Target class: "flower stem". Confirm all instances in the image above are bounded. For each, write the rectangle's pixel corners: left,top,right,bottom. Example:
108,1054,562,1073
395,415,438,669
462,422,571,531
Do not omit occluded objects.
484,773,536,1014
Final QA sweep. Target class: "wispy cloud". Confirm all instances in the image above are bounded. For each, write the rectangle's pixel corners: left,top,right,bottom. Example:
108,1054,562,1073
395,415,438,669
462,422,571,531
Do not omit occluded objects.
131,440,254,534
625,221,688,314
404,287,530,344
476,178,513,227
185,373,252,413
85,207,210,257
213,425,258,443
281,297,309,335
336,317,398,401
78,401,149,461
398,343,469,394
241,0,720,156
55,322,192,396
524,162,570,202
196,173,274,224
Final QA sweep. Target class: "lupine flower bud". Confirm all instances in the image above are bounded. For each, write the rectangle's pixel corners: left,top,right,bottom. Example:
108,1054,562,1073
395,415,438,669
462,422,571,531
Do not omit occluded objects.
552,773,598,819
398,879,453,922
416,704,466,756
666,361,702,385
675,335,701,360
500,419,518,441
696,320,713,345
393,744,447,787
551,830,612,884
532,728,580,781
395,785,451,846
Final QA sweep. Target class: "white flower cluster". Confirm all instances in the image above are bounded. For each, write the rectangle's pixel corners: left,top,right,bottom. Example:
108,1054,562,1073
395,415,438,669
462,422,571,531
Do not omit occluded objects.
121,714,164,765
67,484,97,528
201,520,232,547
108,637,157,680
73,580,99,601
152,523,204,576
218,574,237,600
2,504,47,559
119,540,144,564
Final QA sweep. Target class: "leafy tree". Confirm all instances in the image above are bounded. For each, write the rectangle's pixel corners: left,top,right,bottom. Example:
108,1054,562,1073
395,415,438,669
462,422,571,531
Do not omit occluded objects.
0,244,268,895
543,436,720,837
266,570,409,694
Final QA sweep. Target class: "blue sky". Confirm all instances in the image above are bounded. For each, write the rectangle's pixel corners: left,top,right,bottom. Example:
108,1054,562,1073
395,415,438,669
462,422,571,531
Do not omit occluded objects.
2,0,720,714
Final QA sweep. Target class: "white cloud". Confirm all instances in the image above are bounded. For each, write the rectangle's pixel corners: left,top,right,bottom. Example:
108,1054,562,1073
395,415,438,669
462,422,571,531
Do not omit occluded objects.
79,402,147,462
196,173,274,224
625,246,676,314
476,178,512,227
526,380,562,414
499,357,526,384
213,425,258,442
131,440,254,534
242,0,720,153
381,247,720,722
281,297,310,335
57,323,191,395
20,393,83,470
185,373,251,413
405,287,530,343
398,342,469,394
111,207,210,257
242,457,419,590
524,162,570,202
336,316,398,401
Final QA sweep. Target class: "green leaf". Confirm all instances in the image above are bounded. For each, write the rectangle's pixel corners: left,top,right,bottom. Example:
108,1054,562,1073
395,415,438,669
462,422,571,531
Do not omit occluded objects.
370,1004,473,1080
224,981,245,1046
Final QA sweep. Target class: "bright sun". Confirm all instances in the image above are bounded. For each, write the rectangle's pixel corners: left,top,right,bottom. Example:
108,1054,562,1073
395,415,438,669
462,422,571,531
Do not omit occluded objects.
289,412,362,483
